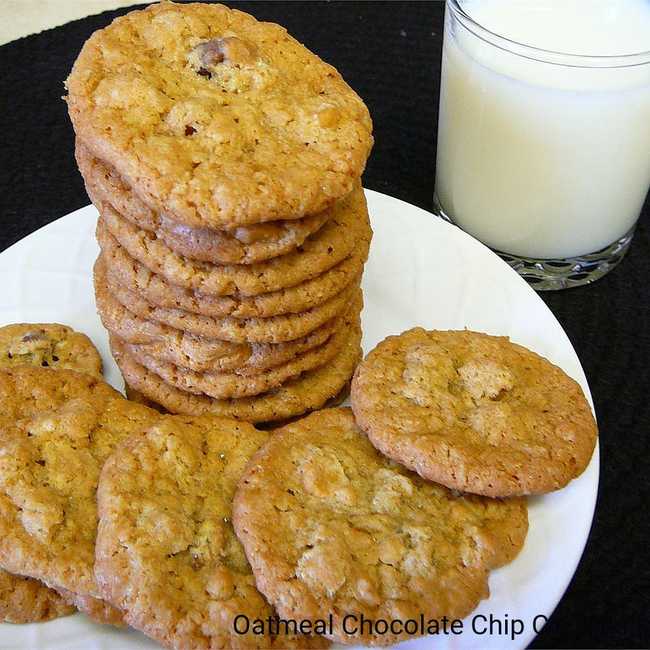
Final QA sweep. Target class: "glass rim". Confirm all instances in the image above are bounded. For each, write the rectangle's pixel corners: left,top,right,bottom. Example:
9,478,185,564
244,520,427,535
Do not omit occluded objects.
448,0,650,69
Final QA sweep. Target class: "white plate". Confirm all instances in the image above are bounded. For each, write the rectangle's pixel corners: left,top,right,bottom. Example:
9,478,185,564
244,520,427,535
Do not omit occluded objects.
0,190,598,650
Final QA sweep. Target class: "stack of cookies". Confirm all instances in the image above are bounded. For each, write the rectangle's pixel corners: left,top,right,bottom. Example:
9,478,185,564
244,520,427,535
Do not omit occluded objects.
66,2,374,423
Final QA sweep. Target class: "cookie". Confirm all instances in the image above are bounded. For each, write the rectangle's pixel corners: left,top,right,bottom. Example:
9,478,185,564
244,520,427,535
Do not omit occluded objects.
110,320,362,423
131,383,354,431
95,269,346,375
0,322,103,624
0,323,102,378
351,328,598,497
232,407,528,646
0,571,74,624
98,224,366,320
131,317,341,376
78,141,331,265
96,184,371,297
66,1,373,228
0,367,161,626
97,257,359,344
95,414,328,648
121,304,358,399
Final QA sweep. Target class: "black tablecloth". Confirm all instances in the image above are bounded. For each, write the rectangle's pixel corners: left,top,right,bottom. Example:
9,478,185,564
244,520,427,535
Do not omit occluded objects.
0,2,648,648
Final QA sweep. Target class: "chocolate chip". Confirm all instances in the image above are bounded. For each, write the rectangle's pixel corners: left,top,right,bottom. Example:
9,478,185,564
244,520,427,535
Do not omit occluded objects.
185,125,196,136
192,37,257,71
21,332,45,343
194,40,227,68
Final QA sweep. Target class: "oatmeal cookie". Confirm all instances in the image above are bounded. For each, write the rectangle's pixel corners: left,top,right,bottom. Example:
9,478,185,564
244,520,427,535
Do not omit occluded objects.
232,407,528,646
0,323,102,378
66,2,372,228
0,367,161,625
0,322,104,624
95,414,328,648
351,328,598,497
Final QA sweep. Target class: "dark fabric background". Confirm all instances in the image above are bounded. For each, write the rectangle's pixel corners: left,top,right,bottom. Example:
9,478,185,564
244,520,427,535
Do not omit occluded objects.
0,2,648,648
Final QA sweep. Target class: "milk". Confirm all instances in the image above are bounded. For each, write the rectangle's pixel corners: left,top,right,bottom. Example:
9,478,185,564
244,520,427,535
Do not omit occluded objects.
435,0,650,259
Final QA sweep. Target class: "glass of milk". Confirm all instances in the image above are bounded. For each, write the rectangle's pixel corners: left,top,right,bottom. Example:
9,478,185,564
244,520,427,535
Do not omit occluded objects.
434,0,650,289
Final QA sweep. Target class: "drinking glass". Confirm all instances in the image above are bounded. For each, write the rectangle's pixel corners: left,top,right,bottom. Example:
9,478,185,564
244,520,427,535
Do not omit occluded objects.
434,0,650,289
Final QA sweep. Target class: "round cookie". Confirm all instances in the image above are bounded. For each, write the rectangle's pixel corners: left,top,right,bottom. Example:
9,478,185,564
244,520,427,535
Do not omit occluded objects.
66,1,373,228
95,414,328,648
77,141,331,265
96,185,371,297
97,224,366,320
97,257,359,344
124,384,352,429
95,269,346,375
110,321,362,423
351,328,598,497
0,571,74,624
133,317,341,376
0,322,103,624
232,407,528,646
0,367,162,626
0,323,102,378
121,306,356,399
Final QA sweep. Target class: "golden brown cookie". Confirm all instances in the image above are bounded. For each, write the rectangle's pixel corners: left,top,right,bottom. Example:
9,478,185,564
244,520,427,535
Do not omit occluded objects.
0,322,104,624
0,367,161,626
77,141,331,265
0,323,102,378
0,571,74,624
130,383,353,430
232,407,528,646
120,303,357,399
95,268,347,375
351,328,598,497
97,224,366,320
66,2,372,228
110,320,362,423
96,185,370,297
130,319,341,377
97,257,359,344
95,414,329,648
